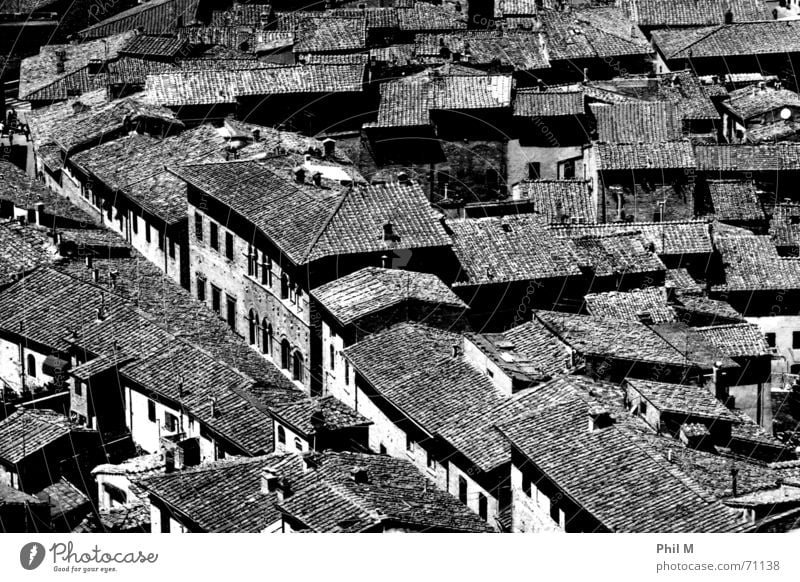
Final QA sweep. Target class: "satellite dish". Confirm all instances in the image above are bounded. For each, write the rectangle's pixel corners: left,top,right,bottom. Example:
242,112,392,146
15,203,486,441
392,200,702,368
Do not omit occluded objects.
781,107,792,120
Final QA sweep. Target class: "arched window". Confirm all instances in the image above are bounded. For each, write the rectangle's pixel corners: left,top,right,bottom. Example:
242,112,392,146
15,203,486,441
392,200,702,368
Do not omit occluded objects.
281,339,291,370
248,310,258,345
26,354,36,378
277,425,286,445
293,352,304,383
262,320,272,355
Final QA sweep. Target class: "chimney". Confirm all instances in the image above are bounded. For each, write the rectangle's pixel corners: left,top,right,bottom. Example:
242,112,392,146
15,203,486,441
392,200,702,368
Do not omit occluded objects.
304,153,312,164
665,282,676,304
96,305,106,321
311,172,322,188
275,477,291,501
109,270,118,289
588,405,612,432
210,397,219,418
382,221,394,241
724,9,734,25
731,467,739,496
92,268,100,283
397,171,410,185
350,467,368,485
87,59,103,75
35,202,45,224
293,166,305,183
322,138,335,158
381,254,390,268
451,342,461,358
252,129,260,143
85,255,93,269
260,469,279,494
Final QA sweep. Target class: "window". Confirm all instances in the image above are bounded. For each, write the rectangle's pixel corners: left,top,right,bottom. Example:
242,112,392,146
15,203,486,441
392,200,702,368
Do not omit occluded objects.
226,295,237,331
210,222,219,251
281,339,291,370
148,400,156,422
478,493,488,520
26,354,36,377
765,333,776,348
280,274,289,299
225,232,234,260
168,238,175,259
560,158,576,180
294,437,303,451
292,352,304,383
164,412,178,432
527,162,541,180
253,249,259,279
426,451,436,470
458,476,468,504
194,212,203,241
247,245,254,277
196,276,206,302
522,474,532,497
248,310,258,345
793,331,800,349
262,321,272,355
145,223,151,243
75,381,83,397
211,285,221,314
639,401,647,415
132,214,138,234
406,435,414,453
344,361,350,385
157,229,164,251
329,344,335,370
104,483,127,506
262,255,271,286
277,425,286,445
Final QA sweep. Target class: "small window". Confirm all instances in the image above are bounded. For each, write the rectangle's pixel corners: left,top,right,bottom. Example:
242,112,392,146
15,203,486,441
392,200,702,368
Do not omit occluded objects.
281,340,291,370
294,436,302,451
26,354,36,377
560,158,576,180
211,285,221,314
406,435,414,453
478,493,488,520
75,381,83,397
196,276,206,302
226,295,237,331
639,401,647,415
164,412,178,433
278,425,286,445
132,214,138,234
527,162,541,180
148,400,156,422
262,321,272,355
522,474,532,497
458,476,468,504
194,212,203,241
329,344,335,370
426,451,436,470
248,310,258,345
210,222,219,251
280,274,289,299
145,223,151,243
292,352,304,382
793,331,800,349
344,361,350,385
765,332,776,348
104,483,128,506
247,245,254,277
261,256,271,286
225,232,234,260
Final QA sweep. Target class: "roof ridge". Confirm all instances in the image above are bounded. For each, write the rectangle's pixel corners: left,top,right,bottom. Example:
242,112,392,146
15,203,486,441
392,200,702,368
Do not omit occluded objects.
300,184,354,263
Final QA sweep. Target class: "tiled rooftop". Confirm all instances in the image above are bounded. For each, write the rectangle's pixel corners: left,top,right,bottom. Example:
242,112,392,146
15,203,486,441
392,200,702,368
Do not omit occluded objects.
591,101,681,143
79,0,201,39
448,214,582,285
584,287,677,324
0,410,87,465
625,379,739,422
704,180,765,223
595,141,696,170
512,180,596,223
619,0,772,27
723,86,800,120
548,220,713,255
696,143,800,172
514,89,585,117
312,267,466,326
